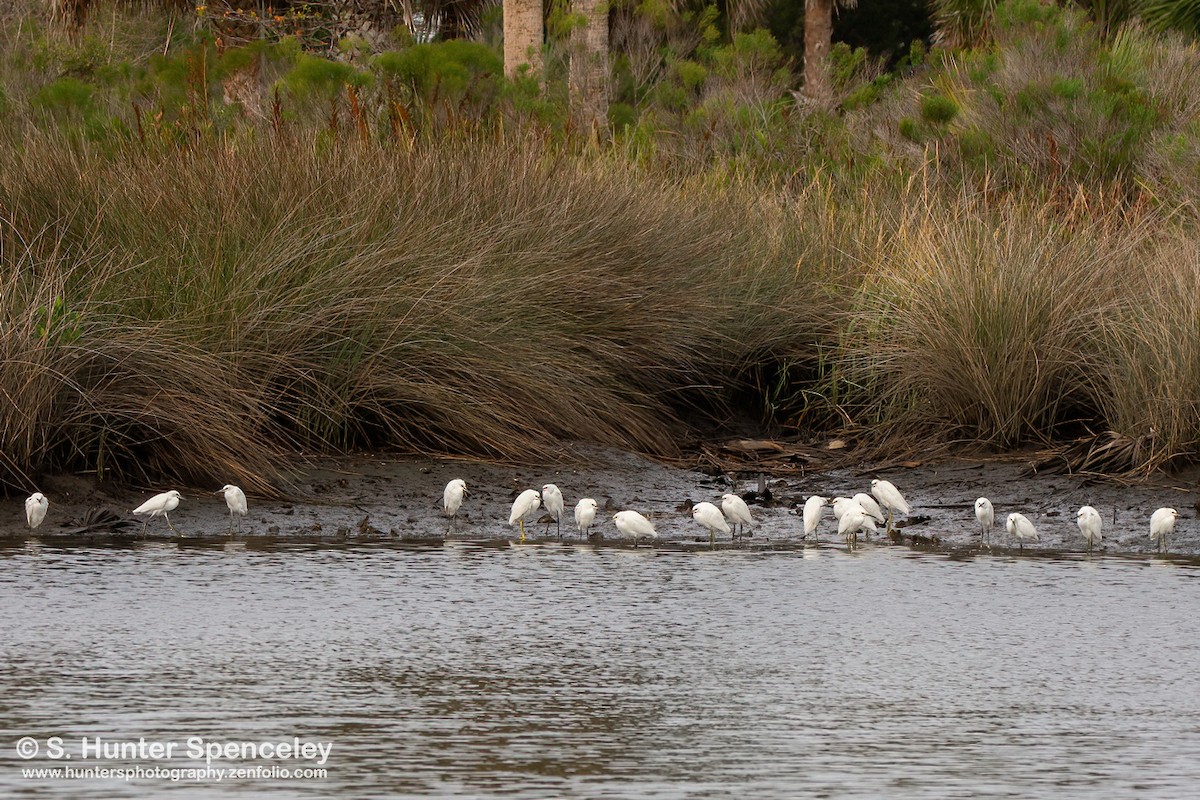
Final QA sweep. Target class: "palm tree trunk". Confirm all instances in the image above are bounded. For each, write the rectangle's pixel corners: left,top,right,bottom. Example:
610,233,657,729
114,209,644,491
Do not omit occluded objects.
803,0,833,106
569,0,608,131
504,0,544,78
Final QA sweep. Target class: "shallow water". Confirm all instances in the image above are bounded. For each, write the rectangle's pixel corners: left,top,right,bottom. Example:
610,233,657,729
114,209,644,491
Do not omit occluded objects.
2,541,1199,798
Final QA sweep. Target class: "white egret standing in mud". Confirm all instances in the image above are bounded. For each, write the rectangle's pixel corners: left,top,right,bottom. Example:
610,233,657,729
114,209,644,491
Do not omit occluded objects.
508,489,541,543
1076,505,1102,553
870,479,910,533
574,498,597,538
25,492,48,530
802,495,827,540
613,510,657,548
721,494,754,540
975,497,994,546
443,479,467,531
837,506,873,548
692,501,730,546
541,484,565,537
216,484,247,535
852,492,884,540
132,490,183,535
1006,512,1039,551
1150,507,1178,552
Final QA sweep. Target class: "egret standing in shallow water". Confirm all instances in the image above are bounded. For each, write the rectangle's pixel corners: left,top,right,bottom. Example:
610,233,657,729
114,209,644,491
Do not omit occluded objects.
852,492,885,527
1077,505,1102,553
574,498,598,539
721,494,754,540
613,510,657,548
802,495,827,540
975,497,994,546
25,492,48,530
692,501,731,546
132,490,182,535
541,484,565,537
216,484,247,534
870,479,910,533
1006,512,1039,550
837,506,873,548
508,489,541,543
443,479,467,531
1150,507,1178,552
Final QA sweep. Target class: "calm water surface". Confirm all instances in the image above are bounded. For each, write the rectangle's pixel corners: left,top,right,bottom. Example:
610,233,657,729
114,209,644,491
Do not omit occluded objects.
1,541,1198,798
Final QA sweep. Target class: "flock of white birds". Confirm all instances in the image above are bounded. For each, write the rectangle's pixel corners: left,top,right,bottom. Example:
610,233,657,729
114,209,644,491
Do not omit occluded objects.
16,476,1183,552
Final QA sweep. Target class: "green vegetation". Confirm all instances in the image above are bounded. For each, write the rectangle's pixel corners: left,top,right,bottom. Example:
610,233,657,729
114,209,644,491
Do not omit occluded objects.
2,0,1200,491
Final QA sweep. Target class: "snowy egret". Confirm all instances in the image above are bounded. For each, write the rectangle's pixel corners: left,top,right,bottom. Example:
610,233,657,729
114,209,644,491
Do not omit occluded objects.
1150,507,1178,552
870,479,910,532
692,501,731,546
132,490,183,535
721,494,754,540
802,495,827,539
541,484,565,537
25,492,48,530
613,510,657,548
837,506,874,548
215,484,247,534
852,493,885,525
508,489,541,543
1006,512,1039,550
1076,505,1102,553
975,497,994,545
443,479,467,530
574,498,598,538
831,496,862,520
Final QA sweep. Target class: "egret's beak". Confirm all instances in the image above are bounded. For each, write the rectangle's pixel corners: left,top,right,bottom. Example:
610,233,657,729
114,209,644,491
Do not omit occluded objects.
213,490,223,496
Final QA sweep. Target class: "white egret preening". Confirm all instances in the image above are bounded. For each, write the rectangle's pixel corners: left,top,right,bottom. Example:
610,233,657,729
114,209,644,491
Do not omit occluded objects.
870,479,910,532
721,494,754,541
541,484,565,537
1006,512,1039,551
25,492,48,530
852,493,885,526
837,506,874,548
692,501,731,546
613,510,657,548
975,497,994,546
802,495,828,540
1150,507,1178,553
1076,505,1102,553
215,484,247,535
508,489,541,543
443,479,467,531
574,498,598,538
132,490,183,535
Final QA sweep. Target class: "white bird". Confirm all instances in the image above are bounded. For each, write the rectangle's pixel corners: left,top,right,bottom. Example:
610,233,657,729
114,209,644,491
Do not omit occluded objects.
574,498,598,538
508,489,541,543
613,510,657,548
721,494,754,541
443,479,467,531
802,495,827,539
871,479,910,532
831,496,857,519
692,501,731,546
837,506,875,548
215,484,247,534
1076,505,1102,553
1150,507,1178,553
25,492,48,530
852,492,885,525
975,497,994,545
132,490,183,535
541,484,565,537
1006,512,1039,551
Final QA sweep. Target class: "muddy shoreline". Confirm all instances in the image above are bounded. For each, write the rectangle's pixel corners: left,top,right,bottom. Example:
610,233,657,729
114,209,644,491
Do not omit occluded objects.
2,444,1198,557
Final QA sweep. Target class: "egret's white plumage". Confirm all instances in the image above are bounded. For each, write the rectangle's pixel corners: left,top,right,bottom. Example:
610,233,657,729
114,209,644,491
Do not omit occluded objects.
852,493,885,525
25,492,48,530
132,490,183,535
831,496,862,521
509,489,541,542
1006,512,1039,550
1150,507,1178,552
443,479,467,530
871,479,910,531
613,510,657,548
217,484,247,534
692,501,731,545
720,494,754,540
802,495,827,538
574,498,598,538
541,484,565,537
975,497,994,545
837,506,874,547
1076,505,1102,553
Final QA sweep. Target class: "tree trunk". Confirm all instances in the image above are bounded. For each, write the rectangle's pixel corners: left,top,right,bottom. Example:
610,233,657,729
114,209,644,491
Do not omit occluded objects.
504,0,544,79
802,0,833,106
569,0,608,131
